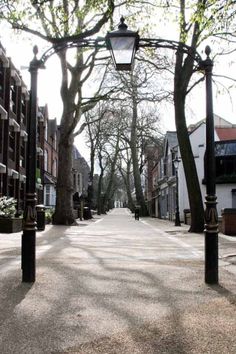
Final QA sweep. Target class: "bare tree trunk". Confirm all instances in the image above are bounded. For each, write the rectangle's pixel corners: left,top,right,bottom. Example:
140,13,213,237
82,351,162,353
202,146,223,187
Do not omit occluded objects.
87,148,95,211
130,79,148,216
53,130,74,224
97,152,105,215
119,159,135,212
126,175,135,211
174,46,204,232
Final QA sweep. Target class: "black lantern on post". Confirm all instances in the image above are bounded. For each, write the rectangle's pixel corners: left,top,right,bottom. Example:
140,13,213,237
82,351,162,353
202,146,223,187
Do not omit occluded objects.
173,158,181,227
105,17,139,71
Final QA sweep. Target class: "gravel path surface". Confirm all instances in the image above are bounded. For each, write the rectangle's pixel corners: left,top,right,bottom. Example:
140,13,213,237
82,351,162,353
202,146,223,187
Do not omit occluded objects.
0,208,236,353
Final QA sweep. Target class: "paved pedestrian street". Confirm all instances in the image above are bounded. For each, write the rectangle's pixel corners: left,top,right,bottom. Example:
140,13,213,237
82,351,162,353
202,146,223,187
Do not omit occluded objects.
0,208,236,353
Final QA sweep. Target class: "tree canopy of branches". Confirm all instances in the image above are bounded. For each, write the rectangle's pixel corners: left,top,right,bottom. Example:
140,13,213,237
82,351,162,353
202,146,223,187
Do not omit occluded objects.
134,0,236,231
1,0,236,228
0,0,116,224
84,58,165,215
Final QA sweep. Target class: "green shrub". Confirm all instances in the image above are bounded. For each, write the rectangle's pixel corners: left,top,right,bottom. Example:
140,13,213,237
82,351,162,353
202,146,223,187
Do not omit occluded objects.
0,196,17,218
45,208,54,224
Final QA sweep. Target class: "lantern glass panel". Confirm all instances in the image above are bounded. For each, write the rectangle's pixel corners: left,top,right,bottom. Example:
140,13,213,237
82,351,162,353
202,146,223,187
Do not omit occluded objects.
110,36,135,65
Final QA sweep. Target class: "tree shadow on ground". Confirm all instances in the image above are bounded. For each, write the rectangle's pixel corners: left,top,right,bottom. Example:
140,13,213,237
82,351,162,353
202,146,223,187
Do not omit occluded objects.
210,283,236,306
1,214,236,353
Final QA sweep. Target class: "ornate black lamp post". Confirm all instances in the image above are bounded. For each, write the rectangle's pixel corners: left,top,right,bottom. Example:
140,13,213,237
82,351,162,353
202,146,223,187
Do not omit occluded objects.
201,46,218,284
22,46,45,283
173,157,181,227
106,18,218,284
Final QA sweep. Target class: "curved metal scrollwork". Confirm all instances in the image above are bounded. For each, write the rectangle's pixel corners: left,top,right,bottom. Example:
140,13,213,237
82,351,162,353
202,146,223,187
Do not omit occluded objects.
139,38,203,64
23,193,37,231
40,38,106,65
204,195,218,234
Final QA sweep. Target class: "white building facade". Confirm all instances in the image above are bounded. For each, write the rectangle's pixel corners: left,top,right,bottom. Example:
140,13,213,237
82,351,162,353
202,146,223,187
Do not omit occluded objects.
177,116,236,220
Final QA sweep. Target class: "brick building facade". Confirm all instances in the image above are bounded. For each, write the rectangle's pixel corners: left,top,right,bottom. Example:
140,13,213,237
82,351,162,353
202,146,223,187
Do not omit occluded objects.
0,41,89,217
0,41,29,213
38,105,58,207
0,41,59,214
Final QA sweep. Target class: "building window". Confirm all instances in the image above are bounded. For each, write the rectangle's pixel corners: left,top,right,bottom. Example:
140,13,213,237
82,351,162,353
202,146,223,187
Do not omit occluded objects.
215,141,236,183
73,173,76,190
44,149,48,171
10,79,17,114
21,96,27,125
232,189,236,208
163,157,167,176
171,151,176,176
45,185,50,205
44,122,48,141
20,141,26,168
9,128,16,161
159,159,164,178
215,156,236,183
52,187,56,206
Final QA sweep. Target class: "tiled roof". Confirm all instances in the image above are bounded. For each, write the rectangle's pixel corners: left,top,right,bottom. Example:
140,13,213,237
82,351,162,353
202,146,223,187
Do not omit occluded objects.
215,127,236,141
165,131,178,149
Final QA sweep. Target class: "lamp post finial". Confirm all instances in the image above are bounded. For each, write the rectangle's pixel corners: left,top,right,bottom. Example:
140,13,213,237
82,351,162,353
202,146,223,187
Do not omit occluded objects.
205,45,211,58
118,16,128,30
33,45,39,57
